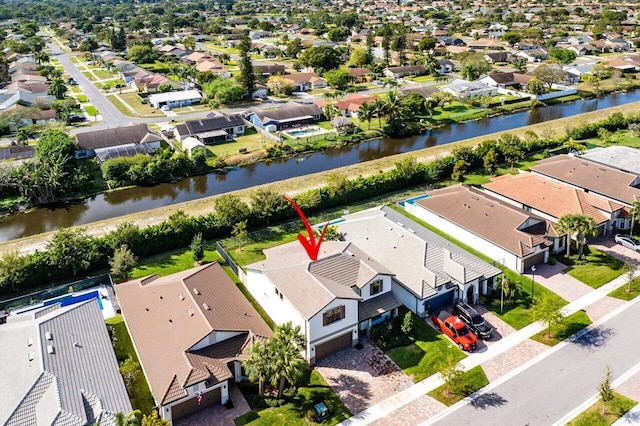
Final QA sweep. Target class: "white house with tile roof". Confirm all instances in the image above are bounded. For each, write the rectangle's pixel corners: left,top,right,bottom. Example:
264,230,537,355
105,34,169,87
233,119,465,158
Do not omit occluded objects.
245,241,400,364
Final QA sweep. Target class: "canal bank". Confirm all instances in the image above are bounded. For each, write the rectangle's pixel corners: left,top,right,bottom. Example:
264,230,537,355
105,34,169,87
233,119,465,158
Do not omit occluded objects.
2,100,640,254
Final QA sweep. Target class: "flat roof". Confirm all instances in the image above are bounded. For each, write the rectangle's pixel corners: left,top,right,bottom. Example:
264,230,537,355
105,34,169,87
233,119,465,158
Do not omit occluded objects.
580,146,640,176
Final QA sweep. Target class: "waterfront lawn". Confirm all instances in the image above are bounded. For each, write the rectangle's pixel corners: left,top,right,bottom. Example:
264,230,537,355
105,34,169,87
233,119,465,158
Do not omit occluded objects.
208,128,267,157
430,102,486,122
105,314,155,414
130,241,222,279
234,368,350,426
223,227,301,266
608,277,640,301
567,392,636,426
427,366,489,406
530,310,592,346
386,315,466,383
556,247,624,288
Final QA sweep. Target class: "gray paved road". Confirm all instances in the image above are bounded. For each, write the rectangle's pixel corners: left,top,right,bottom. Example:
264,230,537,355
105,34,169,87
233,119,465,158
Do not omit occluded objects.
48,42,130,127
428,298,640,426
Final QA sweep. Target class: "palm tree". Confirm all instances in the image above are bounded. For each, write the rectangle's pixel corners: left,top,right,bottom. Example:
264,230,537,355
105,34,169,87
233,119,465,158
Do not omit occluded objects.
555,213,599,259
219,53,231,64
358,101,375,130
629,201,640,237
372,97,386,128
16,126,35,145
47,78,67,100
383,77,398,92
323,104,340,120
423,97,438,119
243,341,271,397
115,410,142,426
267,322,306,398
423,53,439,76
384,90,404,122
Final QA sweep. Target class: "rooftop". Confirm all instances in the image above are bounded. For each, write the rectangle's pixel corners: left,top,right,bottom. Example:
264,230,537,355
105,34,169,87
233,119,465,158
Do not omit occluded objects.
580,146,640,176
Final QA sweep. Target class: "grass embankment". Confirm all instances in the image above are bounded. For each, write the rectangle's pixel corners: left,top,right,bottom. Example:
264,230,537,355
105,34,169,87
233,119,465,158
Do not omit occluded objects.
608,277,640,301
5,100,640,258
530,310,592,346
427,366,489,406
105,314,156,414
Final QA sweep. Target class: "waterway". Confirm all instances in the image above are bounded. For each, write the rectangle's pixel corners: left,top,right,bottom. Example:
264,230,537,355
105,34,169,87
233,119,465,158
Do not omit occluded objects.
2,91,640,242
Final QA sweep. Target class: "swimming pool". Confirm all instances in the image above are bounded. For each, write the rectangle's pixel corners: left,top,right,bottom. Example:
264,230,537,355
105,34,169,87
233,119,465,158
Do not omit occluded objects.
282,125,328,139
44,291,104,310
398,194,430,206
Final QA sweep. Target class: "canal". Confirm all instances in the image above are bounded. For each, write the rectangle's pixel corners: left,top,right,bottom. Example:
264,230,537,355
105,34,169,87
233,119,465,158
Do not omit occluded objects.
2,91,640,242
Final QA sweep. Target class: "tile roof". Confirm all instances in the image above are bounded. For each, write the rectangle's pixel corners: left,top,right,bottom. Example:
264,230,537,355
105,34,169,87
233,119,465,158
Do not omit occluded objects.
483,172,622,224
247,241,388,319
531,154,640,206
335,206,501,298
0,301,131,426
414,184,556,257
115,263,272,406
358,291,402,321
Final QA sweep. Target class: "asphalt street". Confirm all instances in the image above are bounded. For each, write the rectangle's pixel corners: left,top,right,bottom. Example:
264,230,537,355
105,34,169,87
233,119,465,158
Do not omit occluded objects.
426,298,640,426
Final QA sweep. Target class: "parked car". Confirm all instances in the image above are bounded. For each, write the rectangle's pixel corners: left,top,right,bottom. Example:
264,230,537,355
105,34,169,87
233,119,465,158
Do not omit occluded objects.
68,114,86,123
452,302,493,340
431,310,477,351
614,234,640,251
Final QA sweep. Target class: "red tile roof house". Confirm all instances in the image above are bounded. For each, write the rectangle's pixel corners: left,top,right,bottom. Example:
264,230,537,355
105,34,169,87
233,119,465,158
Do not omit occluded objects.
483,172,629,249
116,263,273,424
404,184,560,273
333,94,377,118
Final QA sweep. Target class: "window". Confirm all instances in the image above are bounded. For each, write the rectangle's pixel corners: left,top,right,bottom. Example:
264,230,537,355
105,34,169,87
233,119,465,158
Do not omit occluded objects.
323,305,345,326
370,280,383,295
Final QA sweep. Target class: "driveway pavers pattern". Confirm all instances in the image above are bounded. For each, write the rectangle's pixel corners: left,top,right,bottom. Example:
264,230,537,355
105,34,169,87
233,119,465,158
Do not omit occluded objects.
583,296,626,322
315,339,414,415
525,262,592,302
591,236,640,264
175,384,250,426
480,339,549,382
375,395,446,426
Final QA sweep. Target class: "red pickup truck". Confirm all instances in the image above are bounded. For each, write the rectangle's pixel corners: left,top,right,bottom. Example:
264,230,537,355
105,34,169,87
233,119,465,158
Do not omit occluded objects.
431,310,477,351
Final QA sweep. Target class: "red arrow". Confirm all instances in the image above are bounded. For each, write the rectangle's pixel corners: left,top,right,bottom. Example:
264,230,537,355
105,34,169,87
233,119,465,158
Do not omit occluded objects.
283,196,330,261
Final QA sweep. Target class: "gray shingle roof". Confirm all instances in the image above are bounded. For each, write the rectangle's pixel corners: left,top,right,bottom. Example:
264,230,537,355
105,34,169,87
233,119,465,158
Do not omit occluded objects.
245,103,323,124
75,123,162,151
175,114,245,138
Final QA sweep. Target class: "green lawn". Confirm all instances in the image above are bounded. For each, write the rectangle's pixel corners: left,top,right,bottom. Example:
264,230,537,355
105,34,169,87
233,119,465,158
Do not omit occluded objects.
386,316,467,383
82,71,95,81
76,94,88,103
567,392,636,426
407,75,436,83
93,69,114,79
430,102,486,122
557,247,625,288
224,227,301,266
112,92,159,116
130,241,223,279
105,315,155,414
84,105,98,116
390,205,567,330
530,310,592,346
608,277,640,301
234,369,350,425
427,366,489,406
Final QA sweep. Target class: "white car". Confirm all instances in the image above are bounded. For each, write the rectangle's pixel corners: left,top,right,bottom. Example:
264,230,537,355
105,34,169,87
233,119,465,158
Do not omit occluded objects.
614,234,640,251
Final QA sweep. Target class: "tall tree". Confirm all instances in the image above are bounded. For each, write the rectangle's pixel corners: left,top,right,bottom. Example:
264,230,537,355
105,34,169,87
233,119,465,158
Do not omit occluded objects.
267,322,307,398
238,32,256,98
46,227,98,276
190,233,205,263
365,30,375,65
0,250,27,293
250,188,288,225
531,293,564,337
629,200,640,237
243,341,271,397
109,245,138,282
555,214,599,259
214,194,250,229
358,102,375,130
381,24,391,68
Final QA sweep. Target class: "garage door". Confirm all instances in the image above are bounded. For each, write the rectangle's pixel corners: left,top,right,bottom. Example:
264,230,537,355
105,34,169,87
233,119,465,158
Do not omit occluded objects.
523,251,546,271
315,332,352,361
424,289,455,314
171,386,221,422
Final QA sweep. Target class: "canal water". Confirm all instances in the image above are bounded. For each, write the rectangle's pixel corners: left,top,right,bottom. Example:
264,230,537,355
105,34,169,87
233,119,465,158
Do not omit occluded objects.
2,91,640,242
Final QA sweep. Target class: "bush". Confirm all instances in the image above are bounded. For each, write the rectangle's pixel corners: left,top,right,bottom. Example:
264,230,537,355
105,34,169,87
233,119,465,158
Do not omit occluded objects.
371,314,414,351
264,397,286,407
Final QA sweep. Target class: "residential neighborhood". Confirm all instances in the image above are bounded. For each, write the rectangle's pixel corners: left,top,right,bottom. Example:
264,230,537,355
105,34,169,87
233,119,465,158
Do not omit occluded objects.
4,1,640,425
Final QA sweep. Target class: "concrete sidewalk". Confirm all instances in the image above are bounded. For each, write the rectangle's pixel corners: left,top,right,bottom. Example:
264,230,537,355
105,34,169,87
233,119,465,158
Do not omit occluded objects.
340,270,637,425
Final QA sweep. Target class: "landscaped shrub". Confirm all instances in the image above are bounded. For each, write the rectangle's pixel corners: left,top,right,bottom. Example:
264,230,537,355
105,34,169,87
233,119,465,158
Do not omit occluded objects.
371,314,414,351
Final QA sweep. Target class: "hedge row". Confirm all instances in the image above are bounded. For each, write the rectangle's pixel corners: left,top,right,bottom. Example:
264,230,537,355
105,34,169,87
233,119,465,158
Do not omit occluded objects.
0,129,567,297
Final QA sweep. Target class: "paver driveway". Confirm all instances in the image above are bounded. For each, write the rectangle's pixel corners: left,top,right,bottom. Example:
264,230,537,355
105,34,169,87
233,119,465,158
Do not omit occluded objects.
315,338,413,415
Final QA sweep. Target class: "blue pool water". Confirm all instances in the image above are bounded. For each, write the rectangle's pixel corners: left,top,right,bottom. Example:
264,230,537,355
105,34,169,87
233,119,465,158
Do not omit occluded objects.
287,126,323,137
44,291,104,310
399,194,430,206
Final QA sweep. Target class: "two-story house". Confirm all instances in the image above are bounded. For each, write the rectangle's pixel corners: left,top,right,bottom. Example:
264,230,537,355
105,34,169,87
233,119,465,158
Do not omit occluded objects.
245,241,400,364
